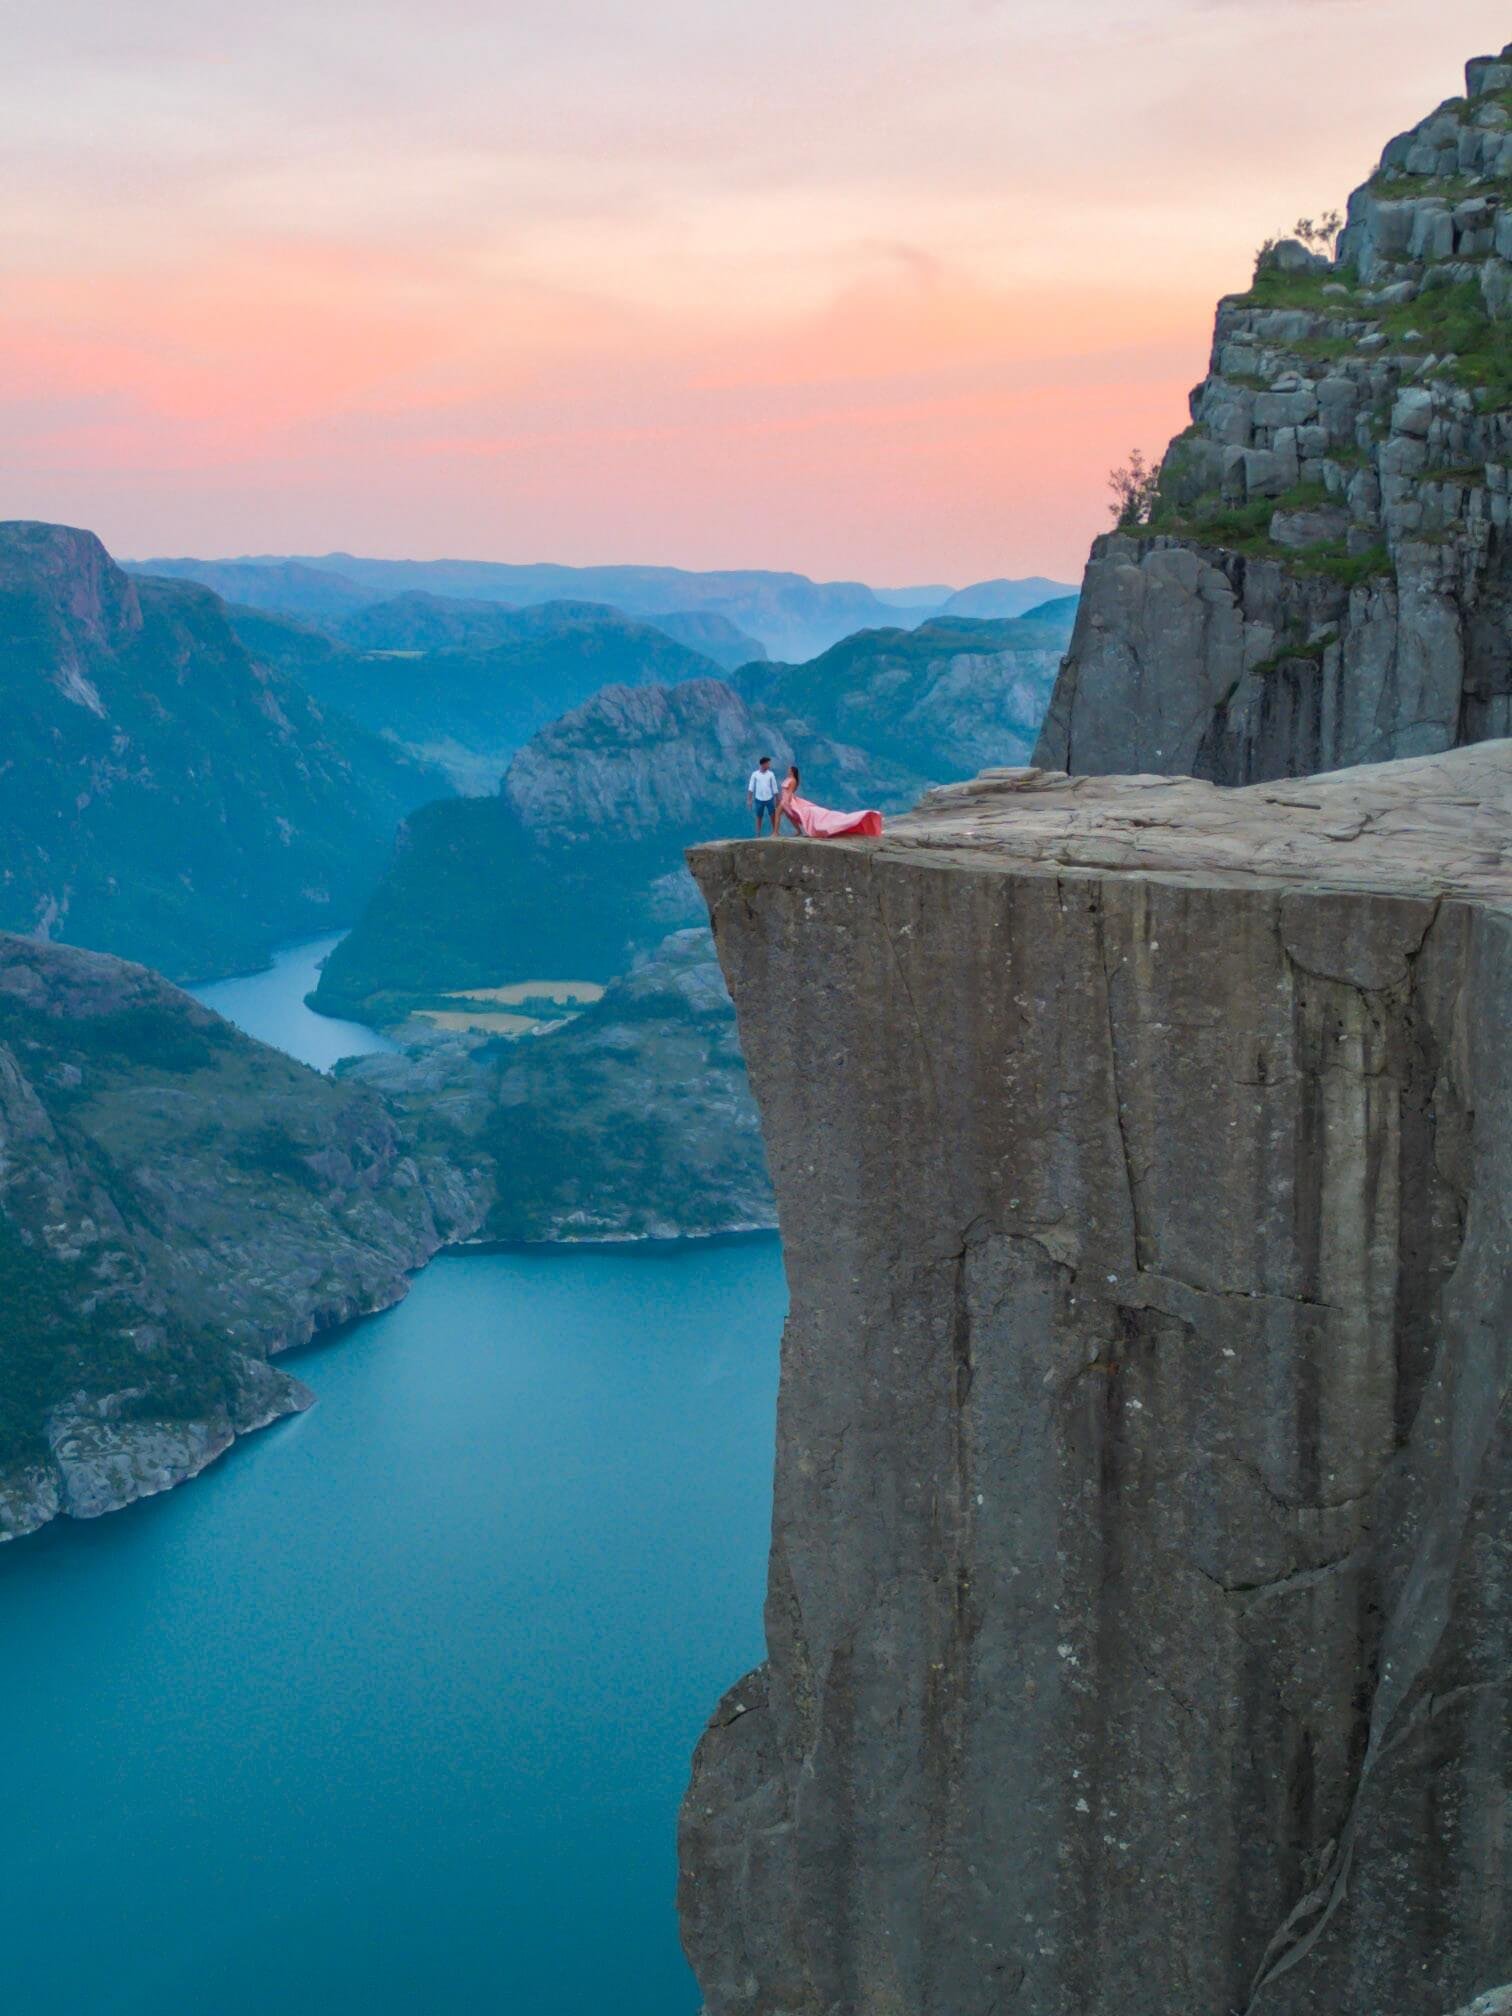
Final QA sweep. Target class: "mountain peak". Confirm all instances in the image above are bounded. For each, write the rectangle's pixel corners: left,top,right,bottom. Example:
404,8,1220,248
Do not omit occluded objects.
1036,48,1512,784
0,519,142,649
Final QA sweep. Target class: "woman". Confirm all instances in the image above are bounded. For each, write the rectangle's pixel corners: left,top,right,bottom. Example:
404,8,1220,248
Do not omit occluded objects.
778,765,884,839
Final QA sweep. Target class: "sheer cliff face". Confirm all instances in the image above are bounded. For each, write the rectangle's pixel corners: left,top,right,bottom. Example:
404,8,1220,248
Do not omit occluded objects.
681,748,1512,2015
1036,51,1512,783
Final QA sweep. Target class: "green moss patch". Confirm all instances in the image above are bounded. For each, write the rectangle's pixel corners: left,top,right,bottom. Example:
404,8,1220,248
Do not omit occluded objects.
1379,280,1512,407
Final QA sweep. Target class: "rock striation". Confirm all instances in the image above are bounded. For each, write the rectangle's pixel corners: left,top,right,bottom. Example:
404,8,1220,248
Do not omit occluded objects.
0,933,481,1540
681,742,1512,2014
1036,51,1512,783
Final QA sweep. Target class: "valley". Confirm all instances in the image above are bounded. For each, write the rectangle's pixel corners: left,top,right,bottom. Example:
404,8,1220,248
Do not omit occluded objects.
0,518,1072,1539
0,524,441,982
5,28,1511,2014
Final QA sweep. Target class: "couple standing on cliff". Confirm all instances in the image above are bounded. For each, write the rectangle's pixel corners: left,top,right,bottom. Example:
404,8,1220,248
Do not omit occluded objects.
746,755,884,840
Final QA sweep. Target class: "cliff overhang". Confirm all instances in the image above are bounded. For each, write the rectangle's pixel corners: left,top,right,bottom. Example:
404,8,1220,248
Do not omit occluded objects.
680,742,1512,2015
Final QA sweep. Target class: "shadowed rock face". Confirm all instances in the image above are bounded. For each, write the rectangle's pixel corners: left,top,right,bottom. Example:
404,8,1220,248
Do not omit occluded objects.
680,745,1512,2015
1036,50,1512,784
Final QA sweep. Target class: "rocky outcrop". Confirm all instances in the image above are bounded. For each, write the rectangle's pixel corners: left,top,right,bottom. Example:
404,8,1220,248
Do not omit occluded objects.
1036,51,1512,782
681,743,1512,2014
0,520,439,981
0,932,483,1540
345,928,774,1242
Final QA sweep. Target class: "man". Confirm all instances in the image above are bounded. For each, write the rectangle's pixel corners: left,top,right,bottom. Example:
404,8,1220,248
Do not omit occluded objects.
747,755,782,836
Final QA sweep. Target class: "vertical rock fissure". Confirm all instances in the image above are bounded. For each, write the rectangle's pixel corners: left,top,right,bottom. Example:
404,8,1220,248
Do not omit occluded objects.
1091,886,1149,1272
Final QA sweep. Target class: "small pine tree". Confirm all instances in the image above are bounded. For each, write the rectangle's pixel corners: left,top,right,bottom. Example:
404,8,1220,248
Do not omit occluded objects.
1255,210,1343,275
1294,210,1343,255
1107,449,1162,529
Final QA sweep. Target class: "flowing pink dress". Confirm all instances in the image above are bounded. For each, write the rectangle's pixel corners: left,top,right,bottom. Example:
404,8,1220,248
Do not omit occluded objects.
782,791,883,839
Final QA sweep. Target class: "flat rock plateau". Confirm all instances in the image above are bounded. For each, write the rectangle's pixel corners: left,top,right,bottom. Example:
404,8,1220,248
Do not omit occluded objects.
680,739,1512,2015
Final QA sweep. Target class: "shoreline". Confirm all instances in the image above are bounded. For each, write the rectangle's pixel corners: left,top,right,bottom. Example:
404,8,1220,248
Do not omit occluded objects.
1,1218,783,1547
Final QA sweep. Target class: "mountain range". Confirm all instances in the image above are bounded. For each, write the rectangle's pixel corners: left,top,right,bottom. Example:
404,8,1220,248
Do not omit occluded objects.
309,673,913,1020
735,608,1074,780
0,512,1078,1528
131,552,1076,661
229,597,739,793
311,603,1077,1024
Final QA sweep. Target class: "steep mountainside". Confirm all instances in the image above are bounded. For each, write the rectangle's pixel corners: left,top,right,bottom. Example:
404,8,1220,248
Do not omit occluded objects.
230,597,728,793
737,609,1076,779
0,933,481,1541
344,929,772,1243
1037,48,1512,781
225,602,348,677
0,523,439,981
312,677,910,1020
682,742,1512,2015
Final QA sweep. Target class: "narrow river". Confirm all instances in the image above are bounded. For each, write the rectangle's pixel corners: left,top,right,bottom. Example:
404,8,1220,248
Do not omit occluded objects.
1,938,784,2016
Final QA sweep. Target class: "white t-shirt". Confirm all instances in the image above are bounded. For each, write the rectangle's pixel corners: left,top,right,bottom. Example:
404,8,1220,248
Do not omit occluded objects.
749,768,779,801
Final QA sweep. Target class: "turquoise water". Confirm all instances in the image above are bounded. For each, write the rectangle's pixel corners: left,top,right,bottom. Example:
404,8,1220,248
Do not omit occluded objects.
189,932,398,1071
0,943,784,2015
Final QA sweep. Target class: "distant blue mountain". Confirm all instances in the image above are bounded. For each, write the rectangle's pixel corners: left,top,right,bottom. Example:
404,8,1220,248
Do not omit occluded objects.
130,552,1078,660
940,576,1079,619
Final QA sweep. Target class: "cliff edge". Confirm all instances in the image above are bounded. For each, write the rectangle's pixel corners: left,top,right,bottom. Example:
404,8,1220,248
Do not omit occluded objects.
1036,50,1512,782
680,743,1512,2013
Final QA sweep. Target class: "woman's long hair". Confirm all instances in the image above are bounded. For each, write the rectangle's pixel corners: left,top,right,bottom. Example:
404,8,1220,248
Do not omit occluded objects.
787,765,800,788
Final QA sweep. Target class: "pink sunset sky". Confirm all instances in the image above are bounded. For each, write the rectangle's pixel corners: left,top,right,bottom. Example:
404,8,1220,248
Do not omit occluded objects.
4,0,1506,585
